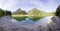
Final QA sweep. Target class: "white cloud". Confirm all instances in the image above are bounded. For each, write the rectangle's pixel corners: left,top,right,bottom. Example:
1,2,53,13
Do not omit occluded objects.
0,0,60,12
0,0,7,8
2,0,17,11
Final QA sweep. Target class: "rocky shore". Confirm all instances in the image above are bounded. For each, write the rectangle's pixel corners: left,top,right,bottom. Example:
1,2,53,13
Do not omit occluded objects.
0,16,54,31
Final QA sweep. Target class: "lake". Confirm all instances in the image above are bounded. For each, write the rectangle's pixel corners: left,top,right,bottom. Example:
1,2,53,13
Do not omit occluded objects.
0,16,53,31
11,16,53,28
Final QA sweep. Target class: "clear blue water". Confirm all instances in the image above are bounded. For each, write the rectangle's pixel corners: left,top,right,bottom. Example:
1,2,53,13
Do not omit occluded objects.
0,16,53,31
14,16,52,26
36,16,52,24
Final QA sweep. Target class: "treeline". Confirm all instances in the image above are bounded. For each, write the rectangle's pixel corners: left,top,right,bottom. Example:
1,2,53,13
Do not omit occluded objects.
0,5,60,17
55,5,60,16
0,9,11,17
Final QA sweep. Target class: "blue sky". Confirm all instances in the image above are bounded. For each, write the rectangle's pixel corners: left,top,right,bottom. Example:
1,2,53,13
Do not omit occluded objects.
0,0,60,12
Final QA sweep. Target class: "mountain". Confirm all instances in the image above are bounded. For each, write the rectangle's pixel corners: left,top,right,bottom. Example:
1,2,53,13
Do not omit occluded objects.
12,8,54,16
28,8,46,16
12,8,27,15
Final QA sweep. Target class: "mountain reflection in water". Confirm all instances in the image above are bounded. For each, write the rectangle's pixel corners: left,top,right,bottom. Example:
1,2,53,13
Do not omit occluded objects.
0,16,53,31
11,16,53,27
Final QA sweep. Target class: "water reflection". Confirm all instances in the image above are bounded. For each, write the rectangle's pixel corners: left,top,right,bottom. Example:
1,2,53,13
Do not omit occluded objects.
0,16,53,31
20,18,35,26
35,16,53,27
12,16,53,27
21,18,35,24
11,19,19,23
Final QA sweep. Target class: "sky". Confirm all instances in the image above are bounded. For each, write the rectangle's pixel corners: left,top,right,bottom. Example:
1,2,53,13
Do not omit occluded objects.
0,0,60,12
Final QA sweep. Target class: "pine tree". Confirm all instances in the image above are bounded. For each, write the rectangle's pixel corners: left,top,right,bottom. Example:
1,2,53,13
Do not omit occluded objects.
6,10,11,16
55,5,60,16
0,9,5,17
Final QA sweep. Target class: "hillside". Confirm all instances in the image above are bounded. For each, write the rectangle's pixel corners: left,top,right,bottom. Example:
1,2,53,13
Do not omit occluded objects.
28,8,47,16
12,8,27,15
12,8,54,16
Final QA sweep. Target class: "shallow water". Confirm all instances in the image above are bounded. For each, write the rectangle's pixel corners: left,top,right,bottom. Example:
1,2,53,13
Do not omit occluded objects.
11,16,53,28
0,16,53,31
